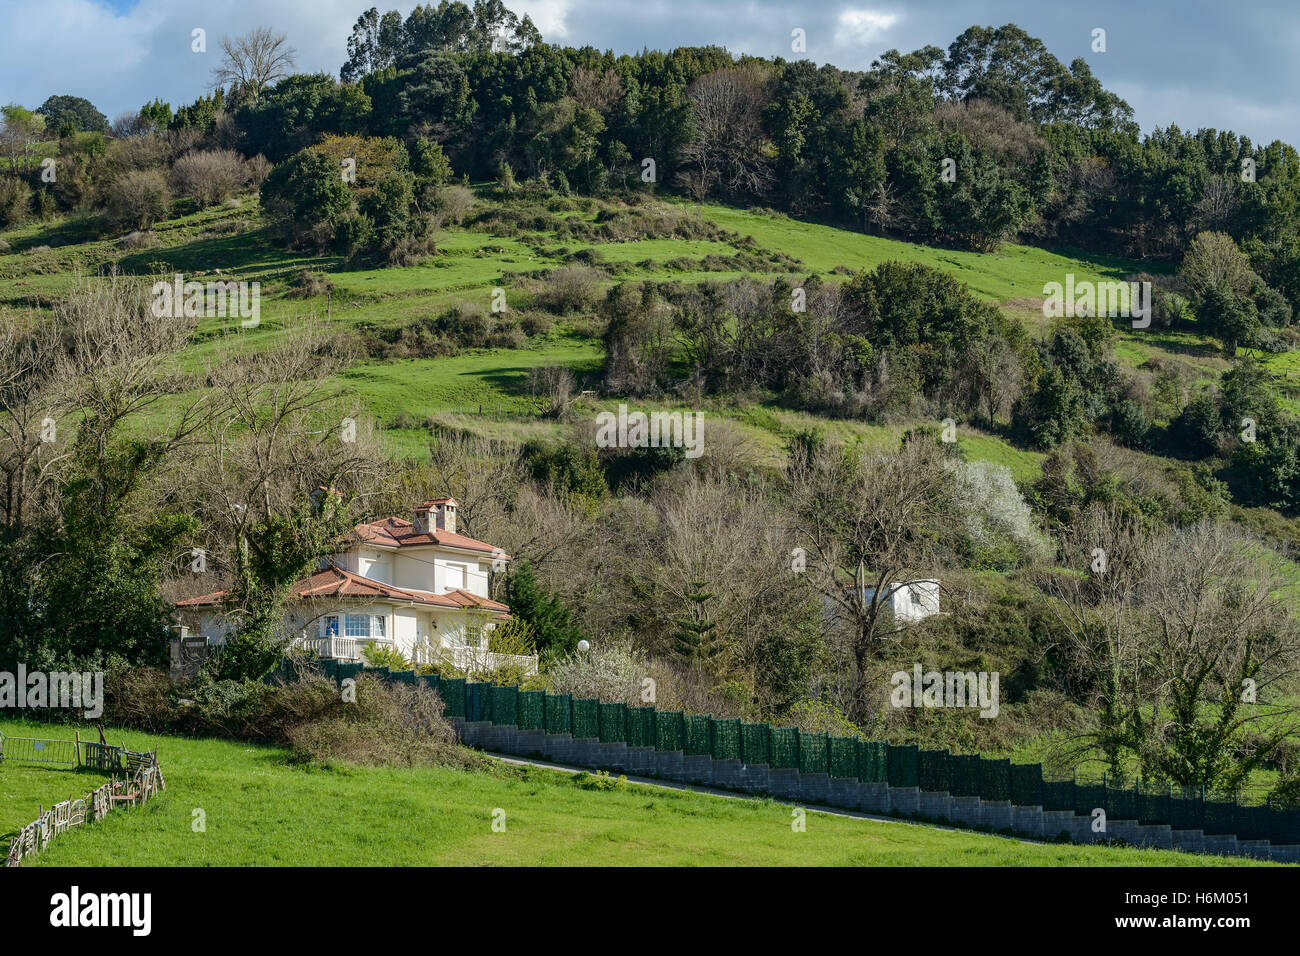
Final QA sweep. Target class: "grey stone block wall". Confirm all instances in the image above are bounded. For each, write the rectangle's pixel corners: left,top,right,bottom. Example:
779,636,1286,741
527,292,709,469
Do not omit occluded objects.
570,737,601,765
979,800,1012,830
682,754,714,785
1269,844,1300,863
543,732,572,763
768,769,802,801
1040,810,1075,840
625,746,656,775
860,783,890,814
654,750,684,780
949,796,982,828
1238,839,1271,860
890,786,920,815
514,729,547,757
1010,805,1045,838
918,791,952,820
828,778,863,811
800,773,830,804
596,741,628,771
1202,834,1239,856
711,759,743,789
737,765,770,795
1171,829,1206,853
1106,819,1142,845
1136,824,1172,849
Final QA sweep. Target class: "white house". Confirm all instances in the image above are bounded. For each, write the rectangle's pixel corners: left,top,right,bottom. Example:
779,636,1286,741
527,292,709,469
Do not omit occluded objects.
176,498,537,673
862,580,941,623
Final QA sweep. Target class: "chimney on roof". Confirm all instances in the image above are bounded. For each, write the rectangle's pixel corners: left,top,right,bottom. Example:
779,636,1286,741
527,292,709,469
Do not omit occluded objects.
413,499,457,534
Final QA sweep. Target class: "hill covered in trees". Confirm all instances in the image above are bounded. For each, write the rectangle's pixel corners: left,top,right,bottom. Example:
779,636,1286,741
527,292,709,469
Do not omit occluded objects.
2,2,1300,803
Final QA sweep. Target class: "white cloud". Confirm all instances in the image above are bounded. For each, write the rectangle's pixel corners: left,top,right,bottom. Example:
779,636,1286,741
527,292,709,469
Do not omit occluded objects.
833,8,898,47
513,0,572,39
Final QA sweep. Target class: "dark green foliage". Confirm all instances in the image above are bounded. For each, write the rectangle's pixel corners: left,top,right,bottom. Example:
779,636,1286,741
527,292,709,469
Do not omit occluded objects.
36,94,109,135
239,73,373,162
671,580,720,666
504,560,585,659
1169,394,1223,458
519,438,607,500
259,147,353,246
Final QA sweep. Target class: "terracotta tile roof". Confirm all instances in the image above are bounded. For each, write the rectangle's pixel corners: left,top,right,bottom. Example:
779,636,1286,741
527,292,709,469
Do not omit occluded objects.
353,516,508,557
175,567,509,613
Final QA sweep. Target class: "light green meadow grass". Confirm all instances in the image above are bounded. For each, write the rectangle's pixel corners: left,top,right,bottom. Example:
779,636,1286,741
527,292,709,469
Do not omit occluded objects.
1,719,1266,867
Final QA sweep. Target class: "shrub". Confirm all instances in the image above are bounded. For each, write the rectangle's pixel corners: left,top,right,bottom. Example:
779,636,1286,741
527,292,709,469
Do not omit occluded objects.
948,459,1050,568
533,264,604,314
434,184,474,225
361,642,412,669
780,699,865,738
118,229,159,250
545,639,647,705
285,674,486,769
171,149,246,207
0,178,32,227
104,664,485,769
105,168,171,230
259,147,351,247
288,270,335,298
1110,398,1150,448
243,153,272,186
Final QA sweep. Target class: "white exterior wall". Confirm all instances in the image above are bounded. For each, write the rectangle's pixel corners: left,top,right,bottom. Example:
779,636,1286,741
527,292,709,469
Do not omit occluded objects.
390,548,492,597
392,607,422,658
863,580,940,623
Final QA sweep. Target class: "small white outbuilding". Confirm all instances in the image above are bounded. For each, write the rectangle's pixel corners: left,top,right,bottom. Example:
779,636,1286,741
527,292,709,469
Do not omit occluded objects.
863,580,941,623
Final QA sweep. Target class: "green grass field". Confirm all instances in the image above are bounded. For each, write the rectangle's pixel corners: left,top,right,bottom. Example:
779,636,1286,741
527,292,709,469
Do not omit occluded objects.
0,719,1271,866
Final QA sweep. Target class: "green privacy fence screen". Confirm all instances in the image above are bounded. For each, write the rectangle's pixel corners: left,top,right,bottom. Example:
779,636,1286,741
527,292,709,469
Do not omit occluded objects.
545,693,571,734
798,733,828,775
741,723,769,765
331,662,1300,847
599,702,627,743
711,718,741,761
887,744,918,788
684,714,711,755
571,698,599,739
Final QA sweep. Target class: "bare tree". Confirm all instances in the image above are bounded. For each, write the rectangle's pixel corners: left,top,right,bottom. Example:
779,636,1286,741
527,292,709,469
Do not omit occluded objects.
423,428,525,542
788,435,956,720
1049,510,1300,788
680,65,774,199
214,27,297,104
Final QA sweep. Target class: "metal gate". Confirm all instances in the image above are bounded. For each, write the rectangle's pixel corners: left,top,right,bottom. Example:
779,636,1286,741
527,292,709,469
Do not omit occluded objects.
0,731,80,767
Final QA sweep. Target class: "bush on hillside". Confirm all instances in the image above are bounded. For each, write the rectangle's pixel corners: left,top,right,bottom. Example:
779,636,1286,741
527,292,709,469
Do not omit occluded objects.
0,178,32,227
105,169,171,230
171,149,247,207
545,639,647,705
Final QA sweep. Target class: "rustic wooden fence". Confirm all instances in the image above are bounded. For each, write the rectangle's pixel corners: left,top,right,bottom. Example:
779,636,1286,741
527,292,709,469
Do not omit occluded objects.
4,742,165,868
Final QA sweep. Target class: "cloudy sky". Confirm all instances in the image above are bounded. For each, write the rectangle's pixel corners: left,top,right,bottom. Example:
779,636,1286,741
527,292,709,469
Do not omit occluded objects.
3,0,1298,147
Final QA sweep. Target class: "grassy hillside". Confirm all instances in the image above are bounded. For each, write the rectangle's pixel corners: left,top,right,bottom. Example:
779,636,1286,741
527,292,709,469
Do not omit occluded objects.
0,190,1166,468
5,188,1297,599
0,719,1265,867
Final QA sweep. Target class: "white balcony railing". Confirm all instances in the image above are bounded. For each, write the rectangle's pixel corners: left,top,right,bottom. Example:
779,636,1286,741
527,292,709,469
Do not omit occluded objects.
295,635,391,661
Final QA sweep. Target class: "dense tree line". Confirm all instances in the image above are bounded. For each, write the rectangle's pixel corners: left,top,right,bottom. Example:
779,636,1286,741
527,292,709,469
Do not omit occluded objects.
4,8,1300,299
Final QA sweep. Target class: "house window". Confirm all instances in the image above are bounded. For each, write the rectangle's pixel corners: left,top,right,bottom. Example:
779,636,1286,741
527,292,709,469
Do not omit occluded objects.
323,616,339,637
444,563,465,591
344,614,386,638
